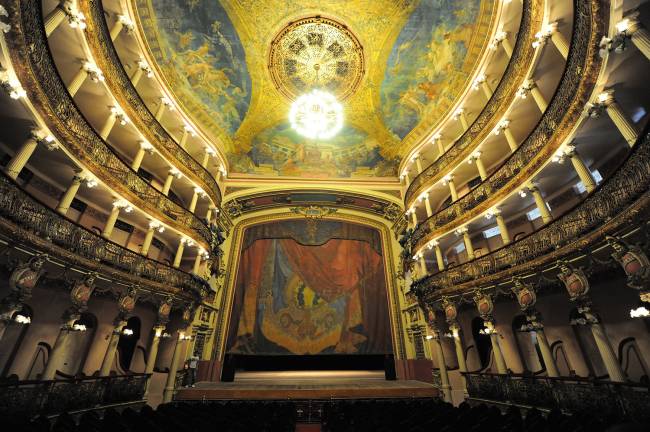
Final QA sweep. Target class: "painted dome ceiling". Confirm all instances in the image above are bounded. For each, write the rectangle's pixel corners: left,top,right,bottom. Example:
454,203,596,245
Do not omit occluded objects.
135,0,494,180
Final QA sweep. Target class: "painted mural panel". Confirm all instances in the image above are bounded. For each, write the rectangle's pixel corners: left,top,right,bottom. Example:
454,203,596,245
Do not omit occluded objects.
228,123,399,178
380,0,483,139
146,0,251,133
226,220,392,355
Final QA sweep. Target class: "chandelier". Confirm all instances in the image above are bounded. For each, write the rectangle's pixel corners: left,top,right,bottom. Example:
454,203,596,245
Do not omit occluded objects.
289,89,343,139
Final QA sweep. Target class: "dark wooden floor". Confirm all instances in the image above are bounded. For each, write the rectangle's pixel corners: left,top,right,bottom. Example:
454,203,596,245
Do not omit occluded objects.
175,371,437,400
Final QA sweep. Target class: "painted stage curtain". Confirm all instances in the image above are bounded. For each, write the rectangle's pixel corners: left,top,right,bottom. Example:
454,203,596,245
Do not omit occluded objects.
226,221,392,355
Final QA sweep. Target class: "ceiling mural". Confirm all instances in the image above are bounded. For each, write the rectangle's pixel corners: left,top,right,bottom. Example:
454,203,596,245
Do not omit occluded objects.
381,0,483,139
134,0,495,181
137,0,251,134
229,123,399,178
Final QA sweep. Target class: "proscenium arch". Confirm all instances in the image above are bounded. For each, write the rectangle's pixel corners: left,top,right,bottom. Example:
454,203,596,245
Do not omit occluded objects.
212,210,406,367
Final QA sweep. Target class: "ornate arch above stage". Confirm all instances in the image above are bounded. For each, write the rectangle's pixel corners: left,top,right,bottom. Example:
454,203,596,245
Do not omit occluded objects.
213,211,406,364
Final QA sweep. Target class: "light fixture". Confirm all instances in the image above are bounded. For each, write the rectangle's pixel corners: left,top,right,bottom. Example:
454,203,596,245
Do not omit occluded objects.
630,306,650,318
14,314,31,324
122,328,134,336
289,89,343,140
73,323,87,332
425,335,434,340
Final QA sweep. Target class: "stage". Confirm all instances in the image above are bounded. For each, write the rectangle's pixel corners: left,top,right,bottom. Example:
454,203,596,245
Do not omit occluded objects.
175,371,438,401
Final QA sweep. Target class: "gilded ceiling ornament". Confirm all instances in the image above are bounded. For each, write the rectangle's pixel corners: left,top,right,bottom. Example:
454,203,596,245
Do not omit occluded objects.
268,16,364,101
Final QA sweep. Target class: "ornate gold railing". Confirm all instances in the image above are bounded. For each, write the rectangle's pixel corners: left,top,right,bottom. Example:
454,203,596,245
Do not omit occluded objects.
80,0,222,207
410,0,604,252
404,0,542,206
412,126,650,301
3,0,212,248
0,171,209,301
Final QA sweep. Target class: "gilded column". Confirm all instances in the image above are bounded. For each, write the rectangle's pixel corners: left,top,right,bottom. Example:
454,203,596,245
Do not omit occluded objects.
423,306,452,402
566,148,596,192
445,175,458,202
433,241,445,271
588,92,639,147
100,107,128,140
44,3,68,37
109,15,133,41
130,141,153,171
469,152,487,180
492,31,513,57
424,194,433,218
173,238,188,268
162,170,178,196
102,200,126,238
495,120,518,152
155,97,174,121
441,298,468,393
454,108,469,132
518,81,548,112
457,227,474,260
141,220,163,256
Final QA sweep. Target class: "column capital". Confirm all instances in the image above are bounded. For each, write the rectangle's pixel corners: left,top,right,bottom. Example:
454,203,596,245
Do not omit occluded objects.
82,61,105,83
516,80,536,98
183,122,198,137
148,219,165,232
116,14,135,33
112,198,133,212
452,107,466,121
441,173,454,185
136,57,154,78
493,119,510,135
532,21,557,48
454,225,468,235
159,96,176,110
489,30,508,50
139,139,155,153
169,167,183,178
472,73,487,90
30,129,59,150
62,1,87,30
467,150,482,163
110,105,130,125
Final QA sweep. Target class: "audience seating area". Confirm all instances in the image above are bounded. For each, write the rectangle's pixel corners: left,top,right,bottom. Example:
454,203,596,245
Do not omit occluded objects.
3,398,647,432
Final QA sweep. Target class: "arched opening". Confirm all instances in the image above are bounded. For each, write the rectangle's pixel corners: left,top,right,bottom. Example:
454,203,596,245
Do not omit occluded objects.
471,317,492,371
0,306,33,377
551,341,574,377
512,314,544,374
619,337,649,384
117,317,141,372
27,342,50,380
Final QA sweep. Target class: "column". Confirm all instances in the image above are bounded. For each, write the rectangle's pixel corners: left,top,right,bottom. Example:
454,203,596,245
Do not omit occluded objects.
140,221,161,256
201,148,213,168
581,308,625,382
42,322,74,380
110,15,133,41
99,320,127,376
493,31,513,57
155,97,175,122
619,15,650,60
55,173,83,215
67,66,88,98
131,141,153,171
162,171,176,195
567,149,596,192
414,156,423,174
551,31,570,59
474,74,493,100
100,108,129,141
44,3,66,37
519,81,548,112
131,59,152,88
410,209,418,228
102,202,122,238
4,135,40,180
458,227,474,260
454,109,469,131
418,254,427,277
535,326,559,377
470,152,487,180
423,194,433,218
592,93,639,147
162,331,187,403
173,238,187,268
494,211,511,245
403,170,411,187
188,189,201,213
446,175,458,202
433,135,445,156
529,186,552,223
433,242,445,271
449,323,467,393
179,125,196,149
431,329,452,402
486,321,507,374
143,325,165,397
205,206,215,223
495,120,518,152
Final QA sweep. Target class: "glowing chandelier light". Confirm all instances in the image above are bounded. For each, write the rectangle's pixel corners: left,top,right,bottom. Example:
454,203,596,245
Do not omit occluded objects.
289,89,343,140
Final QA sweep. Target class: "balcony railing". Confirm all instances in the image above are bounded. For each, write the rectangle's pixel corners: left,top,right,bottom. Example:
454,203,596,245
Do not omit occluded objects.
81,0,222,207
3,0,212,247
463,372,650,422
409,0,603,251
412,126,650,299
0,373,149,417
0,172,209,300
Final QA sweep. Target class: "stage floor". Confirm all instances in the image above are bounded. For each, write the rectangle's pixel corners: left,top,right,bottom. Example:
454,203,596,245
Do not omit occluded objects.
175,371,437,401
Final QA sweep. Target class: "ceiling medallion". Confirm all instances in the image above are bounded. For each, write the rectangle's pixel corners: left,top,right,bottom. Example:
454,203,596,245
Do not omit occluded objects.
268,16,365,101
289,89,343,139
